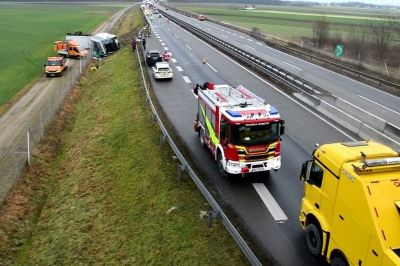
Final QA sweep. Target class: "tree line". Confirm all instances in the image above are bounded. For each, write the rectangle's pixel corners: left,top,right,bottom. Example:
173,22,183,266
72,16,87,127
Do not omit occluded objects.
312,16,400,65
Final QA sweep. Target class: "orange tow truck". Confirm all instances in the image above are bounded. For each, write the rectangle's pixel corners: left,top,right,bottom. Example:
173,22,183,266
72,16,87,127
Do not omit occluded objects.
44,57,69,77
54,40,87,58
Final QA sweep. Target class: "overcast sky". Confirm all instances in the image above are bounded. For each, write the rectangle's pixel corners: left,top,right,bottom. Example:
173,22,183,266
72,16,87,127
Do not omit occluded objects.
290,0,400,6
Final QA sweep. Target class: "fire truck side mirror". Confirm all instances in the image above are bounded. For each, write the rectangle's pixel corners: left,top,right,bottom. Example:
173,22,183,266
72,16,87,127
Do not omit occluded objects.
300,160,313,181
280,120,285,136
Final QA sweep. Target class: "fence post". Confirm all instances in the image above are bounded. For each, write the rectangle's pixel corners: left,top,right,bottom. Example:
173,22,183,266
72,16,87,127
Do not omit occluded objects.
27,128,31,166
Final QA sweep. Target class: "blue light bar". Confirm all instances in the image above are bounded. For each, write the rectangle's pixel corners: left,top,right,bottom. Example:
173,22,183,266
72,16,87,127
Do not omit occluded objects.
226,110,242,118
269,106,279,115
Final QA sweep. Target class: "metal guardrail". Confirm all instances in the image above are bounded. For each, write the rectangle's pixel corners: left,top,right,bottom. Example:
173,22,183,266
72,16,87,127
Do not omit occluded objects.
165,6,400,90
160,10,329,98
135,30,261,266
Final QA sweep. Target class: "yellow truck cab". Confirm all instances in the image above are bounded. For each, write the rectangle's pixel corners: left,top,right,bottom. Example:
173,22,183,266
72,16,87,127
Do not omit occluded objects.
299,141,400,266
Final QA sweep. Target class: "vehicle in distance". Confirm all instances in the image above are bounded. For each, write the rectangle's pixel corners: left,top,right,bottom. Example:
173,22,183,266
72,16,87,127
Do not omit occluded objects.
198,15,205,21
146,50,162,66
54,40,87,58
44,57,69,77
194,83,285,177
300,140,400,266
152,62,173,80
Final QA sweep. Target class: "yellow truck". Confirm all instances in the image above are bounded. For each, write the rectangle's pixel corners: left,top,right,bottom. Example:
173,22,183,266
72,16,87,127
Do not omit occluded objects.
299,141,400,266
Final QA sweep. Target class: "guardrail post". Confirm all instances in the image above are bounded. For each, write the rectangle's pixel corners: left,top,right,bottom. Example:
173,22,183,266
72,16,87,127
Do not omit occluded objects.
208,210,220,228
27,128,31,166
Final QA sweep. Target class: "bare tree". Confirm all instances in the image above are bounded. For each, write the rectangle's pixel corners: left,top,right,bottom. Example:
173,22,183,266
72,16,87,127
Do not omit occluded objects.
368,17,398,62
312,18,330,48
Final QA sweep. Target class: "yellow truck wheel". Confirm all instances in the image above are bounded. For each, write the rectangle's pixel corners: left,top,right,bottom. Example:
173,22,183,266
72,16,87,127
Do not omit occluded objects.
305,223,322,256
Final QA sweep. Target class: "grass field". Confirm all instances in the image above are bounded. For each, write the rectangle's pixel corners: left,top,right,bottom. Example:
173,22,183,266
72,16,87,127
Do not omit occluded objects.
0,3,124,107
177,4,400,40
0,44,247,265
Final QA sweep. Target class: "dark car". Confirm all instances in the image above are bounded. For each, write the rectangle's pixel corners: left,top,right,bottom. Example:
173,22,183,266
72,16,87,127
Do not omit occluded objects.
146,50,162,66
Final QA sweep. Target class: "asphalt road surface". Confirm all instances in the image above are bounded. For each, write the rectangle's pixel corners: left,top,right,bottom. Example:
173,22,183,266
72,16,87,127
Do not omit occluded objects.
143,13,357,265
159,7,400,130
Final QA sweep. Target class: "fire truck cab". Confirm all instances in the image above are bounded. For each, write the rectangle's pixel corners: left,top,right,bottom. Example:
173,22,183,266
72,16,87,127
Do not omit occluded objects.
194,83,285,177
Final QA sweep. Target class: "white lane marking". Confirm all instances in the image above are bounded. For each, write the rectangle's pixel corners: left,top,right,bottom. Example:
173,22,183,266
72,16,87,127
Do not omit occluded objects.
183,24,356,140
233,33,237,36
167,28,170,31
206,63,218,72
161,42,165,46
253,183,288,223
358,95,400,116
239,36,245,39
221,34,229,39
171,58,177,63
245,45,256,50
247,38,253,42
164,47,169,51
256,42,263,45
282,61,302,71
159,39,163,42
339,96,386,122
176,66,183,72
183,75,192,84
226,31,231,33
186,44,192,50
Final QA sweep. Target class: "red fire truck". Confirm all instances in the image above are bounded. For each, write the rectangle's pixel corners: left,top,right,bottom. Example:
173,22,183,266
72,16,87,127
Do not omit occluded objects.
194,83,285,177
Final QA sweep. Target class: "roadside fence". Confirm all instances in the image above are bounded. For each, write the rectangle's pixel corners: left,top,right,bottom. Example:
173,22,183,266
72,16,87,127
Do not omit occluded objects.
0,55,92,203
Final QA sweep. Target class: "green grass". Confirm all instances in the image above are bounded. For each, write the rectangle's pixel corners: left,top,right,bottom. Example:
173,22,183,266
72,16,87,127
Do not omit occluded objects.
178,5,398,39
14,47,246,265
0,3,124,107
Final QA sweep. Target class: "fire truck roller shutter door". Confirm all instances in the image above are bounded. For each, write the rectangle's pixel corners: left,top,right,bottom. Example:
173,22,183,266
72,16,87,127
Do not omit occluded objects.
200,104,218,146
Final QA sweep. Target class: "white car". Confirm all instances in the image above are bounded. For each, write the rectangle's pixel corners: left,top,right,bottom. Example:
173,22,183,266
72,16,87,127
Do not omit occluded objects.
152,62,173,80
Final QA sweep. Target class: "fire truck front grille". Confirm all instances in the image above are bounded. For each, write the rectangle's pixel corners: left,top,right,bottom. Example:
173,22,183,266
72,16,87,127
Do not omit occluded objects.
243,154,271,161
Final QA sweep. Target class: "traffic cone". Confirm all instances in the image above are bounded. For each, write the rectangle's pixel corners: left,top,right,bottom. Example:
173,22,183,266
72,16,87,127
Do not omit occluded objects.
202,57,207,64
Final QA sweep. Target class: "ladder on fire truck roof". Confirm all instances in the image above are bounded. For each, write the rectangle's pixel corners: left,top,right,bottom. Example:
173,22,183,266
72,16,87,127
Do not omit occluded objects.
207,84,267,108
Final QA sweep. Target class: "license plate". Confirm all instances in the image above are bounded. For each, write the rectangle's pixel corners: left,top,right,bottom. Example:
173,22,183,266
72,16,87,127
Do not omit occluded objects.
251,167,265,172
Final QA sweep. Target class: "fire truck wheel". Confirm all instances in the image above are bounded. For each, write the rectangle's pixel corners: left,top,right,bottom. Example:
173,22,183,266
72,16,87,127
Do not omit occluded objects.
199,129,205,148
305,223,322,256
330,255,348,266
217,153,228,178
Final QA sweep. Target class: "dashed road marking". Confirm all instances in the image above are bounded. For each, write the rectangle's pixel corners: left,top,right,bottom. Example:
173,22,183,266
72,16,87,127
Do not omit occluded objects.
239,36,245,38
282,61,302,71
186,44,192,50
247,38,253,42
171,58,177,63
233,33,237,36
164,46,169,50
253,183,288,223
256,42,263,45
176,66,183,72
245,45,256,50
161,42,165,46
207,63,218,72
183,75,192,84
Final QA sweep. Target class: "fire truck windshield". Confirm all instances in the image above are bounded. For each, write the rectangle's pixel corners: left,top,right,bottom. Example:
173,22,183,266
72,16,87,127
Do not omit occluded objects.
231,123,280,146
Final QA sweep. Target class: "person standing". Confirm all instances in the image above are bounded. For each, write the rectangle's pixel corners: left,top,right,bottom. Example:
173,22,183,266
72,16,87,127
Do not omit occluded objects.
142,37,146,50
131,38,136,52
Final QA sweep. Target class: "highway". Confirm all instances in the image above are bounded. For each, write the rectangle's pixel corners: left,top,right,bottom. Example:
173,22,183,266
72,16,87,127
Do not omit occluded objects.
159,8,400,131
144,13,358,265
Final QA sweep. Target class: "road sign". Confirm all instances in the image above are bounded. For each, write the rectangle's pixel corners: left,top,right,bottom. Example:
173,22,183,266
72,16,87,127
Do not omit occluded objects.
335,44,344,57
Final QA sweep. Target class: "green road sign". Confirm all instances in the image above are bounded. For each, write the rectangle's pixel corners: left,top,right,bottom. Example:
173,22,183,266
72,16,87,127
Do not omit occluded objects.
335,44,344,57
